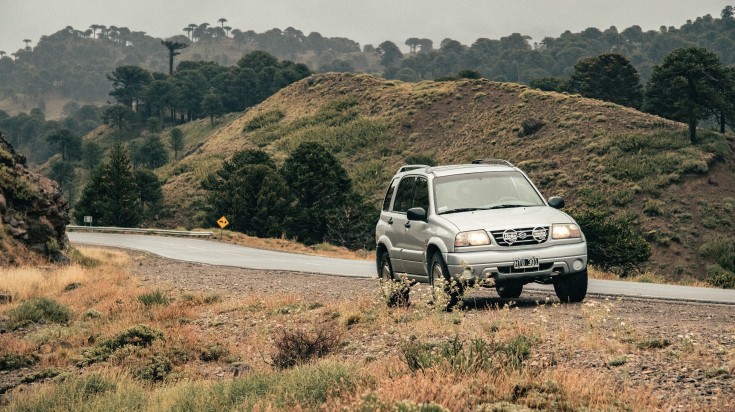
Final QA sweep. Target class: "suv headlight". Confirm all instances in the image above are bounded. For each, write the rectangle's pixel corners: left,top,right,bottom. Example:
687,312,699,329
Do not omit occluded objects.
552,224,581,239
455,230,490,247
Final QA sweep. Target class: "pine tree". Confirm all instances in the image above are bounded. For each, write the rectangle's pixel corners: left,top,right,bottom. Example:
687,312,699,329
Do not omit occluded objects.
74,145,142,226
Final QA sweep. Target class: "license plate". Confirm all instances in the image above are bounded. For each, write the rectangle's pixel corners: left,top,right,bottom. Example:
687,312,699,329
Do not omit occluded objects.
513,257,539,269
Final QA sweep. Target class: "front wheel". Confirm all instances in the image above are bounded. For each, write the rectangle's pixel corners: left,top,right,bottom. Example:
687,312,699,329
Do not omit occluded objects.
430,253,463,310
553,270,588,303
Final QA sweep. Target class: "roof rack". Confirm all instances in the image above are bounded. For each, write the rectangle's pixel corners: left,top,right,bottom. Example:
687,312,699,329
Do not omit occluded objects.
397,164,431,173
471,158,514,167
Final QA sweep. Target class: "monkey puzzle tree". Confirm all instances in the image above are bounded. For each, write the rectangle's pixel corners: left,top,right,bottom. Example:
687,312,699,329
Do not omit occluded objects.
568,53,643,108
161,40,189,75
643,47,730,144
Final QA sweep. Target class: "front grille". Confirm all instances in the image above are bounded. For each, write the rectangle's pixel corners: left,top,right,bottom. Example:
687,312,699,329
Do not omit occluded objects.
497,262,554,274
490,226,550,247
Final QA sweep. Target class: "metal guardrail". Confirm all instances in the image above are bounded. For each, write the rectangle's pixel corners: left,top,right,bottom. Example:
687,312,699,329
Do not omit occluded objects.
66,225,213,237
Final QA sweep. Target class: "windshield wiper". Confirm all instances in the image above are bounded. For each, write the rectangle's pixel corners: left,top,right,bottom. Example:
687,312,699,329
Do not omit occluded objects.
488,204,523,209
438,207,485,215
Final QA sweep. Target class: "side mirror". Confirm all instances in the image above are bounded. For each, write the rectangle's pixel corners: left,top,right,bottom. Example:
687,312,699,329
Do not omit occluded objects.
407,207,427,221
548,196,565,209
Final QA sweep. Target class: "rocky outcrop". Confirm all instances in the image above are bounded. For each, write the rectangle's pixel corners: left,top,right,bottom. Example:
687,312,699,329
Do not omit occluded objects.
0,133,69,265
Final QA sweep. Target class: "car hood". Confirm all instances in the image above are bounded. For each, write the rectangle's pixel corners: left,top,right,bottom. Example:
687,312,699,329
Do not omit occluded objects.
438,206,574,232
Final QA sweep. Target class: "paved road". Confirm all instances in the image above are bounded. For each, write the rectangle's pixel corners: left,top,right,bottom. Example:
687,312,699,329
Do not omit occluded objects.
68,232,735,305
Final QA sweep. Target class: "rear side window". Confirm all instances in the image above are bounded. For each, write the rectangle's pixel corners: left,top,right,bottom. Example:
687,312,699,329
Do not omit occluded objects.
382,178,398,211
392,176,416,213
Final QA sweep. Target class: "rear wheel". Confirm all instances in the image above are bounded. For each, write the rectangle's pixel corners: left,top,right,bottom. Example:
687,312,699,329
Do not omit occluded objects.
496,282,523,299
379,251,409,307
378,251,394,281
430,253,463,310
553,270,588,303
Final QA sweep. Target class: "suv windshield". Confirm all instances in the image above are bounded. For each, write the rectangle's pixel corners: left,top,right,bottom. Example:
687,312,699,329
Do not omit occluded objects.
434,171,544,215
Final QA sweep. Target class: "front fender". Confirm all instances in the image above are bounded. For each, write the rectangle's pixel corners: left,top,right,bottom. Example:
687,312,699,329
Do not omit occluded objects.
423,236,450,273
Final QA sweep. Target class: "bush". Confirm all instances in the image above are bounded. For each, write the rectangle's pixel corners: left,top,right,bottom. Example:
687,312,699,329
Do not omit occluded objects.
133,355,172,382
243,109,285,132
137,290,170,306
80,325,164,366
401,335,498,374
6,298,72,329
706,265,735,289
700,238,735,272
570,209,651,276
271,323,342,369
200,343,229,361
519,118,545,136
0,353,38,371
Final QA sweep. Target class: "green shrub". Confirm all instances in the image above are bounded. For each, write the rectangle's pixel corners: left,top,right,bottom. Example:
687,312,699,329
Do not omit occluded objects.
706,265,735,289
6,298,72,329
133,355,172,382
80,325,164,366
636,338,671,349
20,368,62,383
137,290,170,306
200,343,229,362
608,356,627,367
499,334,532,369
700,238,735,273
0,353,38,371
168,361,358,410
570,209,651,276
243,109,285,132
401,335,500,373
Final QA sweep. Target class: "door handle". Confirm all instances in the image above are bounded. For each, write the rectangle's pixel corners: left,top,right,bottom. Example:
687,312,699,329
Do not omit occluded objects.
387,217,393,225
404,221,411,228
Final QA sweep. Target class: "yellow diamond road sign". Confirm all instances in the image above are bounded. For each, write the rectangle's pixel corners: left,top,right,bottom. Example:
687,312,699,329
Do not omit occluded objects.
217,216,229,229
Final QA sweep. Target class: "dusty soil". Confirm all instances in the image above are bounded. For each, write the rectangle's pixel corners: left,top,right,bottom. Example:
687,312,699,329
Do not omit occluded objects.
129,252,735,411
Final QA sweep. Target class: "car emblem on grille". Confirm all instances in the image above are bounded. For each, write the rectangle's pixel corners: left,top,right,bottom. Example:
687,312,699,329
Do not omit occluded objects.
532,227,548,242
502,229,518,245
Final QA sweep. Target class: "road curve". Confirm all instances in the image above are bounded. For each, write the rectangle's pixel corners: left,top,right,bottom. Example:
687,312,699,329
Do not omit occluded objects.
68,232,735,305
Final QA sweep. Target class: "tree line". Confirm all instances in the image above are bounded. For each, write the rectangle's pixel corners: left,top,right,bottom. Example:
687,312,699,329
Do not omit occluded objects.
379,6,735,84
104,50,310,131
73,140,376,250
5,7,735,109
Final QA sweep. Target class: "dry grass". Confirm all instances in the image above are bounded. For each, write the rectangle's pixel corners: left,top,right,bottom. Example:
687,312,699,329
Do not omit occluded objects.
216,230,372,261
1,249,732,411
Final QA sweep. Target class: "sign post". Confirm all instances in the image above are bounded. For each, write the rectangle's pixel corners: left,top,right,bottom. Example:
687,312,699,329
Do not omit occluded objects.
84,216,93,227
216,216,229,240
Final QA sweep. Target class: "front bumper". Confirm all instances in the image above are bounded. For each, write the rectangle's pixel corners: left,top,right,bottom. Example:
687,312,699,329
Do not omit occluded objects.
444,241,587,284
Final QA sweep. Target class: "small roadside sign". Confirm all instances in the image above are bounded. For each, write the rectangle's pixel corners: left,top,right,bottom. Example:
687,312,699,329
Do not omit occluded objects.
84,216,93,226
217,216,229,229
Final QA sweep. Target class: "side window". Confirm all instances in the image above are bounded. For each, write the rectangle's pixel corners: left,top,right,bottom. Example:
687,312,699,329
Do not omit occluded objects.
392,176,415,213
382,178,398,211
414,176,429,211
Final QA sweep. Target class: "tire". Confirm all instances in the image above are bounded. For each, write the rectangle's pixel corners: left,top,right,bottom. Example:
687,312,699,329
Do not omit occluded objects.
496,282,523,299
430,253,463,310
378,251,394,281
553,270,588,303
379,251,410,307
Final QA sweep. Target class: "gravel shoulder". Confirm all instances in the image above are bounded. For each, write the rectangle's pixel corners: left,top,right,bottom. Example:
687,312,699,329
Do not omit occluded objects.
130,251,735,411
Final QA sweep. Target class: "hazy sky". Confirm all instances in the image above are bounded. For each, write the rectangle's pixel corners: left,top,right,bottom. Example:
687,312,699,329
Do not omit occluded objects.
0,0,728,55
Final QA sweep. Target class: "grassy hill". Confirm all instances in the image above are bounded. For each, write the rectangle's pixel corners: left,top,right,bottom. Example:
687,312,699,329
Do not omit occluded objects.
128,73,732,282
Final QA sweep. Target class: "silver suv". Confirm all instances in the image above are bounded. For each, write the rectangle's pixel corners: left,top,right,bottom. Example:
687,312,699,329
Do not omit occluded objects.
375,160,588,304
